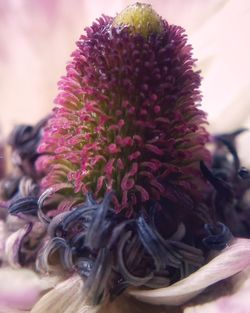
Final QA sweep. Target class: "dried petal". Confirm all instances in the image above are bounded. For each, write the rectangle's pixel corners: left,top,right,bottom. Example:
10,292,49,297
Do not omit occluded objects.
184,268,250,313
4,224,32,268
30,275,99,313
0,268,56,311
129,238,250,305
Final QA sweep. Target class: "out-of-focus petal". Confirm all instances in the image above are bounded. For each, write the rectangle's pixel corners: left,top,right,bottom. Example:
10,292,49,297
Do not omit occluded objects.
100,294,181,313
192,0,250,132
4,223,32,268
0,220,6,261
129,238,250,306
0,131,4,179
6,215,26,232
30,275,99,313
0,309,29,313
184,267,250,313
0,267,57,311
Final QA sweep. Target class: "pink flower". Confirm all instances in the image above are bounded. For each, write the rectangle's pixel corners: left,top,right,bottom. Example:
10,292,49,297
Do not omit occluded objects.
1,2,250,313
37,3,210,214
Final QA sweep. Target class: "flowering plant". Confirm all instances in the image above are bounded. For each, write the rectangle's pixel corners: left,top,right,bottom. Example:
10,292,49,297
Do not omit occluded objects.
1,3,250,313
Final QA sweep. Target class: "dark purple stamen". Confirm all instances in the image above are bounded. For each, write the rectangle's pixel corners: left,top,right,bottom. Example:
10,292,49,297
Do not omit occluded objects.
203,222,232,250
239,167,250,180
137,215,171,270
9,196,38,216
200,161,234,201
37,191,206,304
8,118,48,177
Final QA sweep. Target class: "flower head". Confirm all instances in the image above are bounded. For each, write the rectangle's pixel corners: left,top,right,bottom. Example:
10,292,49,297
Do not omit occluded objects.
33,2,218,308
38,3,210,216
2,3,250,313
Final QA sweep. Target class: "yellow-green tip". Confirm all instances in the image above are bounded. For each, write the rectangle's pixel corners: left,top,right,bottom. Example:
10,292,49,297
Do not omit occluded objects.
113,2,163,37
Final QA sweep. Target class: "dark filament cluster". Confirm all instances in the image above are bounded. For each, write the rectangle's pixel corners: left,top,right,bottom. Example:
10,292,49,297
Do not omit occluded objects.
0,120,46,267
2,122,250,306
37,191,205,305
33,128,250,305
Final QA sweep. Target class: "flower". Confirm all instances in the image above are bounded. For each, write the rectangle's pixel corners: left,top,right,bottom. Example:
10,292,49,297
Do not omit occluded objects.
1,2,250,313
37,2,210,215
33,2,217,306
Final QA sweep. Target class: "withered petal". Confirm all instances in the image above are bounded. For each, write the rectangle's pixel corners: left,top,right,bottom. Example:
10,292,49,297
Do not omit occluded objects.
129,238,250,306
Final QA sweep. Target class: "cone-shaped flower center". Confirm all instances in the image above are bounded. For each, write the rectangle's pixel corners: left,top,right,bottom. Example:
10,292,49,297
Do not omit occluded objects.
37,4,211,216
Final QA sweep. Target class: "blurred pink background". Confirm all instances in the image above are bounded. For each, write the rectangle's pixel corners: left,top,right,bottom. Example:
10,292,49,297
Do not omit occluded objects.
0,0,250,162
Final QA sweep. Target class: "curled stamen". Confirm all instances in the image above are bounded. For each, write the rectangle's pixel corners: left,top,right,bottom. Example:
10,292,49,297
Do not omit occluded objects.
85,192,114,250
38,237,73,272
70,231,86,250
239,167,250,180
117,231,153,286
84,248,112,305
170,223,186,241
37,188,54,224
200,161,233,200
144,273,170,288
47,211,72,237
60,204,96,232
9,196,38,216
110,280,128,301
168,241,204,267
108,220,132,249
19,176,38,197
0,175,21,200
61,244,74,271
216,137,240,172
8,118,47,159
85,192,98,206
75,257,94,277
203,222,232,250
125,234,143,268
214,128,248,147
148,205,186,243
137,215,169,271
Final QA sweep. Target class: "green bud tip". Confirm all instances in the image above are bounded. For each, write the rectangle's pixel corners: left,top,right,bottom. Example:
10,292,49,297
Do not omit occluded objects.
113,2,163,37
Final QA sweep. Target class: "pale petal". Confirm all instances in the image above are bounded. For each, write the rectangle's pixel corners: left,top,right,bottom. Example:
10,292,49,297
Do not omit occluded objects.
100,294,181,313
129,238,250,306
30,275,99,313
0,220,6,261
6,215,26,233
4,223,32,268
0,267,56,310
184,267,250,313
0,307,29,313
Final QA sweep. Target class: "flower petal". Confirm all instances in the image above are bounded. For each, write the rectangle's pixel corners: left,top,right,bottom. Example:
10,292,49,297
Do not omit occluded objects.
100,294,180,313
4,223,32,268
0,308,29,313
30,275,99,313
184,267,250,313
129,238,250,306
0,220,6,261
0,268,56,311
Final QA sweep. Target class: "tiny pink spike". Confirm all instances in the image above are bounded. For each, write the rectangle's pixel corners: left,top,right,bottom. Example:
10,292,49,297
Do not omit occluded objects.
37,5,211,215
